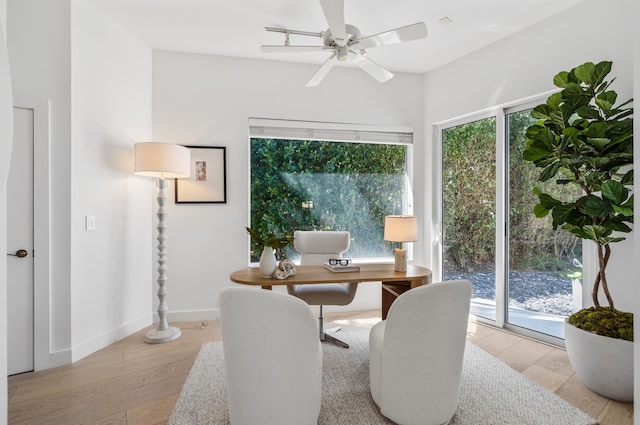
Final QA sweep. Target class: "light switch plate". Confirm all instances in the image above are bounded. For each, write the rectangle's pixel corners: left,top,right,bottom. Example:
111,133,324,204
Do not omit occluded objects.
86,216,96,231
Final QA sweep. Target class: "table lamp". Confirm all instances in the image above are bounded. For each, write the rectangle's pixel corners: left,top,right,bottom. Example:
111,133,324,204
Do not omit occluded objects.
135,142,190,344
384,215,418,272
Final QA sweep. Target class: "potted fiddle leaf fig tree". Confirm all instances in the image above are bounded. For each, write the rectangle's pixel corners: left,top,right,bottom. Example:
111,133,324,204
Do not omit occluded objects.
523,60,633,401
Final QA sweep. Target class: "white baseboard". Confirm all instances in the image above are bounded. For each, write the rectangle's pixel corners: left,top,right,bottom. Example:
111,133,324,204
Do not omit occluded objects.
70,314,152,363
154,309,221,324
35,348,72,372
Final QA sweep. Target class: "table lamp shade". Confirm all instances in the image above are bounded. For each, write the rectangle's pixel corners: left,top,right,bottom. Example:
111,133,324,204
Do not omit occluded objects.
384,215,418,242
134,142,190,179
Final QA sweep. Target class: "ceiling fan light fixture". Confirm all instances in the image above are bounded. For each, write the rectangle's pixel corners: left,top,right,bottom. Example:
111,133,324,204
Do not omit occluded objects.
337,45,349,61
359,48,367,56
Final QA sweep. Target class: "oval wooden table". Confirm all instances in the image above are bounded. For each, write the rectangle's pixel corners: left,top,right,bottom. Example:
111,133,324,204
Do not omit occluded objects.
230,263,432,319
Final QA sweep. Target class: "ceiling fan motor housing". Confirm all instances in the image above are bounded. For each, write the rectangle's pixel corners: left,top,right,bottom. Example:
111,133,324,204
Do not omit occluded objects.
323,24,361,47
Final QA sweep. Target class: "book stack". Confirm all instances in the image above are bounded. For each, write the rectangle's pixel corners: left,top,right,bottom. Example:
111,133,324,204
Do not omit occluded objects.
323,261,360,273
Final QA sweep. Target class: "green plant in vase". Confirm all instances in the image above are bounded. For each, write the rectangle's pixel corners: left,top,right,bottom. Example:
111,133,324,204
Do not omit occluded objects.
523,60,633,336
523,60,633,401
245,227,294,260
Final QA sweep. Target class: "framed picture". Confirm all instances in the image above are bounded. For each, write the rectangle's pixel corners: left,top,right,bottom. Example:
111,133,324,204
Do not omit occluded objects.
175,146,227,204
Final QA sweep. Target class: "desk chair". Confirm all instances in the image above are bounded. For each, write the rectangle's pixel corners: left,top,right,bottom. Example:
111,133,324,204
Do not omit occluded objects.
369,280,472,425
220,287,322,425
287,230,355,348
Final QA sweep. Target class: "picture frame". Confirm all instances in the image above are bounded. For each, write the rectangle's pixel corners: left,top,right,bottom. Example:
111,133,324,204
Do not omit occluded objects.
175,146,227,204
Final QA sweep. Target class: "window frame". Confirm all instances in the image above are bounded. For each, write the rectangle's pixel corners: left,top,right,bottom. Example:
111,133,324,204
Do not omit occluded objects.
248,117,415,265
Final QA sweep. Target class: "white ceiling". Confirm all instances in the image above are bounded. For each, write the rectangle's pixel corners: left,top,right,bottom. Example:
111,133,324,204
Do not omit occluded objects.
85,0,583,74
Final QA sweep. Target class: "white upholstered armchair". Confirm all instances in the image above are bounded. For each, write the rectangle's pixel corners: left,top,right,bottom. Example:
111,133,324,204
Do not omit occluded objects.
219,287,322,425
369,280,472,425
287,230,356,348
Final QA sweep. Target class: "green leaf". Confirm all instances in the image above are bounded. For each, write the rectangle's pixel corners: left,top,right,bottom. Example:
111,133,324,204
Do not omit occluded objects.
611,205,633,217
595,90,617,114
525,123,544,140
583,224,612,240
531,104,552,120
546,92,563,109
536,192,561,210
621,169,633,185
574,62,595,84
562,224,595,241
563,83,589,108
551,203,574,225
584,197,611,217
621,194,634,208
533,204,549,218
539,161,561,182
576,105,601,120
585,137,610,150
600,180,625,203
553,71,569,88
523,129,556,161
592,61,612,86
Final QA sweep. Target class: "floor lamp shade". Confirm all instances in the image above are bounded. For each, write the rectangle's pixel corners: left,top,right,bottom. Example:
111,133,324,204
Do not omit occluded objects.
384,215,418,272
134,142,190,178
134,142,190,344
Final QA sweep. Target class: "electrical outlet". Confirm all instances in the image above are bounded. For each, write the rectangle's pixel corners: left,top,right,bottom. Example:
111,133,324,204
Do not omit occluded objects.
86,216,96,231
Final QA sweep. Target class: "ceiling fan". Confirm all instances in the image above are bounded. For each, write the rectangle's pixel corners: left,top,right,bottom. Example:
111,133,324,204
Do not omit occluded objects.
261,0,427,87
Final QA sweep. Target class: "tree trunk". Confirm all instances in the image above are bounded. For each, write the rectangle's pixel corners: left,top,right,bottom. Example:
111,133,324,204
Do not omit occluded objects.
592,244,614,310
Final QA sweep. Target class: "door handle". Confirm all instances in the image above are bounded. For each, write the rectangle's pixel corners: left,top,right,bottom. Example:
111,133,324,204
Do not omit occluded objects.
7,249,28,258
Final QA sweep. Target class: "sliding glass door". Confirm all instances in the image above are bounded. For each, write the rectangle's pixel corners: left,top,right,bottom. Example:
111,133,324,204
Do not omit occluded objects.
506,110,582,338
441,117,497,321
439,106,582,341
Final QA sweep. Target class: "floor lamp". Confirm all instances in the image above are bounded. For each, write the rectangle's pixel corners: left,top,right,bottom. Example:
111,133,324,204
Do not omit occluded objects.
135,142,190,344
384,215,418,272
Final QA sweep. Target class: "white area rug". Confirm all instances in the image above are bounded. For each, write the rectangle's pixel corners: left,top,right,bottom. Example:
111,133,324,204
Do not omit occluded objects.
169,331,597,425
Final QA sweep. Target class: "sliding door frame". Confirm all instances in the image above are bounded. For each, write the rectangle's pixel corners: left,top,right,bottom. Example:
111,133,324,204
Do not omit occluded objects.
433,92,594,344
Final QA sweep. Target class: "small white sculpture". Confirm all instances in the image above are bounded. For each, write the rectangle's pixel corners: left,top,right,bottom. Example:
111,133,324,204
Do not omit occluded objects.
274,259,296,280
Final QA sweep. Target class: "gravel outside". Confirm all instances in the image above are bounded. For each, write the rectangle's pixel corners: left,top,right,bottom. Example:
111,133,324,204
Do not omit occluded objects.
443,270,577,317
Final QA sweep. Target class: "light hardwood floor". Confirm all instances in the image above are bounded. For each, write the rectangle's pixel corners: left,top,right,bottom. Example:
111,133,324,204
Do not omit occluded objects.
8,310,633,425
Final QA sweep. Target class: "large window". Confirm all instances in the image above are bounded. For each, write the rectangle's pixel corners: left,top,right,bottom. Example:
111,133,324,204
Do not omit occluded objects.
249,120,413,263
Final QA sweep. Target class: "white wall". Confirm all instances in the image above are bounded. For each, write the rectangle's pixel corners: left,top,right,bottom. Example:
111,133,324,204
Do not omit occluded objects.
0,0,10,421
423,0,635,312
8,0,73,360
152,51,425,320
69,0,152,360
7,0,153,365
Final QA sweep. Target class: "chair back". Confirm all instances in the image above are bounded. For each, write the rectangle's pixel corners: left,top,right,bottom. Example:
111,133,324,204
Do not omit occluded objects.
220,287,322,425
375,280,471,424
293,230,350,265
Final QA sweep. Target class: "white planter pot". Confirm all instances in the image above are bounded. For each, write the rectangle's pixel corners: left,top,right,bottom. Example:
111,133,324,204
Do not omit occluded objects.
563,320,633,402
259,246,276,278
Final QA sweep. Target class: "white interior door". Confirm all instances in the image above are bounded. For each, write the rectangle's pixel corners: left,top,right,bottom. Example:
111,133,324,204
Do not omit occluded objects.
7,107,34,375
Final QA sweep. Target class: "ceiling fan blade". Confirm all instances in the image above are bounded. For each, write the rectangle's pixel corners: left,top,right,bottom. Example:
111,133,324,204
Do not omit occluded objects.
261,45,329,53
354,22,427,50
319,0,347,46
350,51,393,83
306,53,337,87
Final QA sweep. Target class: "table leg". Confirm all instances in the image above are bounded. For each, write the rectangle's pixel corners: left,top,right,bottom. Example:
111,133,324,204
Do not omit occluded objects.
381,281,411,319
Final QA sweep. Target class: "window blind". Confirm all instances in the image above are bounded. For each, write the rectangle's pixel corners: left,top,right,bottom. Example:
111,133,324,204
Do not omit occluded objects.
248,118,413,145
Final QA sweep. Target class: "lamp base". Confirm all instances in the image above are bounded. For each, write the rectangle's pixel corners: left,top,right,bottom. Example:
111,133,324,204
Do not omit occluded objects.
394,248,407,272
144,326,182,344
